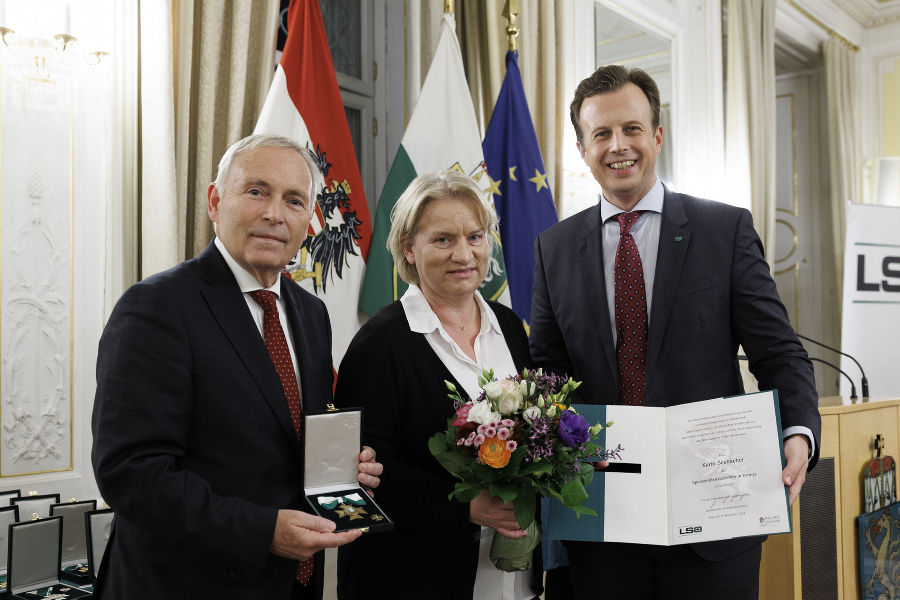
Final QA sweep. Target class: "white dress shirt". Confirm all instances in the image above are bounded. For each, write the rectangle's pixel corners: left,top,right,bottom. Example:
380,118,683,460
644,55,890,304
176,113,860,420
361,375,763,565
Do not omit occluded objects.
401,284,537,600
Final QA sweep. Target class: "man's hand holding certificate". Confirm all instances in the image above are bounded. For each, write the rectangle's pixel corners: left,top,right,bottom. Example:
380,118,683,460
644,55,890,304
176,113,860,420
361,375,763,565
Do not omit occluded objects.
548,390,792,545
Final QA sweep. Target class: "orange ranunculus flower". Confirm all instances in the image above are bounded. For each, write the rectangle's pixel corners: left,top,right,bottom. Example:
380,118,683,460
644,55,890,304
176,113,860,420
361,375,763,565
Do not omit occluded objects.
479,435,512,468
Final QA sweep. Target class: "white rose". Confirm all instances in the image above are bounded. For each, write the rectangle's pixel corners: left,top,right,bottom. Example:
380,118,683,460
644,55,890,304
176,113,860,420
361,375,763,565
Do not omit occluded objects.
483,380,503,400
522,406,541,425
496,379,523,412
498,395,519,415
498,379,522,398
467,400,501,425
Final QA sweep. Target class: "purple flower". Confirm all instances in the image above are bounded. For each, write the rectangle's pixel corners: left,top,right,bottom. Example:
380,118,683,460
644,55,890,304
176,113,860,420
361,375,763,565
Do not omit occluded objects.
526,416,555,462
600,443,624,461
497,427,511,440
558,410,590,447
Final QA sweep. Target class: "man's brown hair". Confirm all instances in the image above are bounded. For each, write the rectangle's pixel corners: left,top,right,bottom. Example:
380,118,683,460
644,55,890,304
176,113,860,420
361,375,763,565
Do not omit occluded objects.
570,65,660,142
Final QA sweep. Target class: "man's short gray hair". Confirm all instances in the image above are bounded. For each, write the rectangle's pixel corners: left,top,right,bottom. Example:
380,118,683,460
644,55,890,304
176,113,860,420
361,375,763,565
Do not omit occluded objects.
213,134,323,212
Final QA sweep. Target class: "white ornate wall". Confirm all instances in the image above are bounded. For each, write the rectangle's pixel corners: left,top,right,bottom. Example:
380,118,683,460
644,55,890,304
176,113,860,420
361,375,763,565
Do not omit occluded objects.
0,0,116,501
0,74,74,476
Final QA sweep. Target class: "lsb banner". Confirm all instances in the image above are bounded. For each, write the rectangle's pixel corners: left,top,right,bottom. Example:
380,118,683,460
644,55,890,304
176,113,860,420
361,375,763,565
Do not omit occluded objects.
841,203,900,398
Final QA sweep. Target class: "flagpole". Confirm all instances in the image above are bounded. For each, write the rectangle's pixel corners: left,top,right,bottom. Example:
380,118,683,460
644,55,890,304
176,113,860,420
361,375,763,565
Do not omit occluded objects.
502,0,520,52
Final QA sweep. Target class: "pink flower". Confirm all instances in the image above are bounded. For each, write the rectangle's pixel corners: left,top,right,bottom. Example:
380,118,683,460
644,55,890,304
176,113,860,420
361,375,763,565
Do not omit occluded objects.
485,426,496,437
497,427,511,440
452,403,473,426
474,434,486,446
457,438,465,445
477,424,488,435
501,419,515,427
506,440,517,451
488,421,499,429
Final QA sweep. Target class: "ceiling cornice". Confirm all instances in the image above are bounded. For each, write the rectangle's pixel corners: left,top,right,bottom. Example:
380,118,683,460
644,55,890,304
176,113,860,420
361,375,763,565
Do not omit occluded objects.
831,0,900,28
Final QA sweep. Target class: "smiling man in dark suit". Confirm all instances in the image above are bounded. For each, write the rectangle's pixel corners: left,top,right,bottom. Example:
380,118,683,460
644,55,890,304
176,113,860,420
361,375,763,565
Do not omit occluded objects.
92,134,381,600
530,65,820,599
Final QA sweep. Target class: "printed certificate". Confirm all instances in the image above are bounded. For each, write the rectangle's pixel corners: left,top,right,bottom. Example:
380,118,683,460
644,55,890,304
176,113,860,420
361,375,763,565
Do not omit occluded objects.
547,390,792,545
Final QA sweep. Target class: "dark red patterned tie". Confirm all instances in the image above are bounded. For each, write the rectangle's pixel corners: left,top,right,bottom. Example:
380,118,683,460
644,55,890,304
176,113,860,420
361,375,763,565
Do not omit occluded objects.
614,212,648,406
248,290,314,585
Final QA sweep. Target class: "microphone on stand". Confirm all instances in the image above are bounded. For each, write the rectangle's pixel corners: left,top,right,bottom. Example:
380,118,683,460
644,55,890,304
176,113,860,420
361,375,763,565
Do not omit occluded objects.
796,333,869,399
738,354,858,402
808,357,858,402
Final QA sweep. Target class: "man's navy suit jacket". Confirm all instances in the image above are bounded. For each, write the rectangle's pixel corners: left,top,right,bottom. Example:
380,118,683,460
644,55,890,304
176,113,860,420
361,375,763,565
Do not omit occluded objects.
92,242,333,598
530,188,820,560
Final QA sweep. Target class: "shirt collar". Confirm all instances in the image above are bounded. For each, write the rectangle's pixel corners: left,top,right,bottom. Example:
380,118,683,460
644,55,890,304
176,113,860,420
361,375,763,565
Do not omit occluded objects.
214,237,283,297
401,284,501,336
600,178,665,223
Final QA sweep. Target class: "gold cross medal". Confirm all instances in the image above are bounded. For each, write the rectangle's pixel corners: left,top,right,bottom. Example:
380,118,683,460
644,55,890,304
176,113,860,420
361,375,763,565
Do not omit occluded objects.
336,503,367,520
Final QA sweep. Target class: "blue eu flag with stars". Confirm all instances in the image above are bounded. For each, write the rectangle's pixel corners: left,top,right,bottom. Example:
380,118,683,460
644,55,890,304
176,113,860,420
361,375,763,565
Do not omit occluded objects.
483,50,558,328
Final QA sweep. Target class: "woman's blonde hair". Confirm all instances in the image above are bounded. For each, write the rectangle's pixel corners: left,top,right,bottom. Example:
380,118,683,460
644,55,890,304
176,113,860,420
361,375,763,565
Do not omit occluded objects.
386,170,498,285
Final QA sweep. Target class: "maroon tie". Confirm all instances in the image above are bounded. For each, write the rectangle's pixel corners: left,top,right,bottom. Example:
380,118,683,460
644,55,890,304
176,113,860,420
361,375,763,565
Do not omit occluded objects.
248,289,314,585
614,212,648,406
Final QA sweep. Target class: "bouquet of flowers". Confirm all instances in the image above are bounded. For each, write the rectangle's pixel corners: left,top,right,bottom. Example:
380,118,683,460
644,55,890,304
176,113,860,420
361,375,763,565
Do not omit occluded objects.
428,367,622,572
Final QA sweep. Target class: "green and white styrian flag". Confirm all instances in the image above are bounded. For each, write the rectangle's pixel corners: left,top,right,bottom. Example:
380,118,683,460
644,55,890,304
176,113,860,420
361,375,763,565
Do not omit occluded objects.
359,14,509,316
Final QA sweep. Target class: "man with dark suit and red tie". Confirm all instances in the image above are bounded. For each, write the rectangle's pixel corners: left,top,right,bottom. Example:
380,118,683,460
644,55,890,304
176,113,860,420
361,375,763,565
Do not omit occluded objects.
529,65,820,599
91,134,382,600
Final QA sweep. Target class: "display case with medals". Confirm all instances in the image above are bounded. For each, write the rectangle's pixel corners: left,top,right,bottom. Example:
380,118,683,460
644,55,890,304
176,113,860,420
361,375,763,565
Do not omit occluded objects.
302,406,393,534
0,505,20,596
50,500,97,585
0,491,20,509
10,495,59,522
83,510,113,584
5,516,91,599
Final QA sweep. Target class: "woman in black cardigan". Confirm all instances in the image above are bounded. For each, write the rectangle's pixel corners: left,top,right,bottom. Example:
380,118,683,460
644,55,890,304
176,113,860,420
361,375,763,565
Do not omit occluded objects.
334,171,541,599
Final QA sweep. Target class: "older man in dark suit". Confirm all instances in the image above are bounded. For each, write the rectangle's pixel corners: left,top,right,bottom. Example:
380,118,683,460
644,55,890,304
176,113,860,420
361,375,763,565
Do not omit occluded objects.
92,134,381,599
530,65,820,599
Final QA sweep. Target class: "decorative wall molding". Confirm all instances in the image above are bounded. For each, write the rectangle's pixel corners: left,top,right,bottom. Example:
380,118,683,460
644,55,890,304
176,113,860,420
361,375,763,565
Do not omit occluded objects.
0,80,73,476
832,0,900,28
858,27,900,170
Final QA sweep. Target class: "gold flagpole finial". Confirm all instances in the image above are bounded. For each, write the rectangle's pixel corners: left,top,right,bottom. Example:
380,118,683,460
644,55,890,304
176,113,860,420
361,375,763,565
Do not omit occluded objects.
502,0,520,52
444,0,454,16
